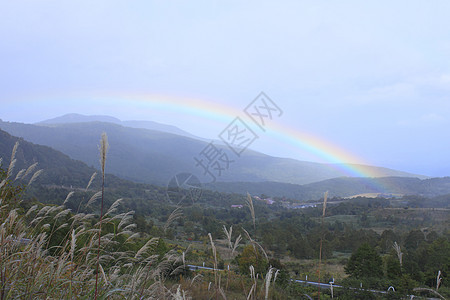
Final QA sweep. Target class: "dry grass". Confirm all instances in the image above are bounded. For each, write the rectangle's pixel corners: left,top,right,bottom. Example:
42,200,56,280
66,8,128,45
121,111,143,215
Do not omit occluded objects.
317,191,328,298
1,137,343,299
245,193,255,230
0,138,189,299
222,225,242,259
392,241,403,266
94,132,109,299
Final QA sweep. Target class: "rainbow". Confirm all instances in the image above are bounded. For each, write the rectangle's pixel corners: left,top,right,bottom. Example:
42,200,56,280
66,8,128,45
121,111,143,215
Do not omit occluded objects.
98,93,384,178
265,121,373,177
12,93,388,191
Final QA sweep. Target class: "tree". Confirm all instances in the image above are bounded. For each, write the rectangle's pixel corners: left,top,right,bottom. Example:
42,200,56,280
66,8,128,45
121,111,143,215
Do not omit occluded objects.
238,245,268,275
345,243,383,279
385,254,402,280
380,229,398,253
404,229,425,251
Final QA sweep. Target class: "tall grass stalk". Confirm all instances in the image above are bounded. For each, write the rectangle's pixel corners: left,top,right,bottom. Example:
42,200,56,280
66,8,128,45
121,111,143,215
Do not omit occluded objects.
393,241,403,266
6,141,18,180
94,132,108,300
208,232,219,299
247,265,257,300
243,228,268,262
436,270,442,291
1,137,189,299
164,206,183,234
223,225,233,250
264,267,274,300
413,287,446,299
222,225,241,291
223,225,242,257
317,191,328,300
246,193,255,230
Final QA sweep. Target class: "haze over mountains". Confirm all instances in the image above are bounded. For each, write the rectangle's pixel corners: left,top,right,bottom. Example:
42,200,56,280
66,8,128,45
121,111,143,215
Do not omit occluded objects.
37,113,201,140
2,126,450,200
1,114,450,199
0,114,425,188
0,128,97,187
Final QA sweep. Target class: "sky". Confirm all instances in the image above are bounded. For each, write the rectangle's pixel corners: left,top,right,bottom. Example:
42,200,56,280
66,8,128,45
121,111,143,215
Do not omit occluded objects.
1,1,450,177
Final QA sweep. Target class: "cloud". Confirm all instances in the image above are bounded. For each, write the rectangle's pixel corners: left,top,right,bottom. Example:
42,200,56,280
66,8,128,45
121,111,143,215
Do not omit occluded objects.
405,73,450,92
420,113,446,123
365,83,417,102
397,113,447,127
346,71,450,107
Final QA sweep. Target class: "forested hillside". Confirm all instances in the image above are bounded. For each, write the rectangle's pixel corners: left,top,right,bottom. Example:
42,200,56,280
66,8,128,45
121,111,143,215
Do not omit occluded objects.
206,176,450,199
1,133,448,299
0,119,424,187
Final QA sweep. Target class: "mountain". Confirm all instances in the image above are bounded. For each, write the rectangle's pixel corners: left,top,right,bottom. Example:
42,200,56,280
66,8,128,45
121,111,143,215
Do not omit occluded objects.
37,114,121,124
2,128,449,201
0,129,97,187
206,176,450,199
0,128,157,193
0,119,425,187
37,113,201,140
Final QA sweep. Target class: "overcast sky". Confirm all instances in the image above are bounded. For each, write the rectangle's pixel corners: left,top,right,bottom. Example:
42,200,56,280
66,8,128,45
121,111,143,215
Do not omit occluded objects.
1,1,450,176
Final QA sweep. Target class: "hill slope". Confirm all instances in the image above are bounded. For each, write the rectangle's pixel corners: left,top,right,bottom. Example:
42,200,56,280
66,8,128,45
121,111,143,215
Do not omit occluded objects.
2,128,449,200
0,129,97,187
206,176,450,199
37,113,200,139
0,119,425,186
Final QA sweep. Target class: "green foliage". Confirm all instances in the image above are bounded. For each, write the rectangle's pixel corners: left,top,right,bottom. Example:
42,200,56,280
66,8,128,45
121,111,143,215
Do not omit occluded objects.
345,243,383,279
379,229,398,252
385,254,402,280
391,274,417,296
2,129,450,298
268,258,290,287
155,237,169,258
237,244,268,276
404,229,425,251
0,147,188,298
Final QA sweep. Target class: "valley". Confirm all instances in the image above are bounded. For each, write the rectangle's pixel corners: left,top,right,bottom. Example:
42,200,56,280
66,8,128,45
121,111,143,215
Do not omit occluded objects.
0,117,448,299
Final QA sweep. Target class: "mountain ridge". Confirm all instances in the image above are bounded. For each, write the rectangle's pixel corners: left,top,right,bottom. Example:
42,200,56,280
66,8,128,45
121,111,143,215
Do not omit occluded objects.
1,128,449,200
36,113,202,140
0,117,425,187
205,176,450,199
